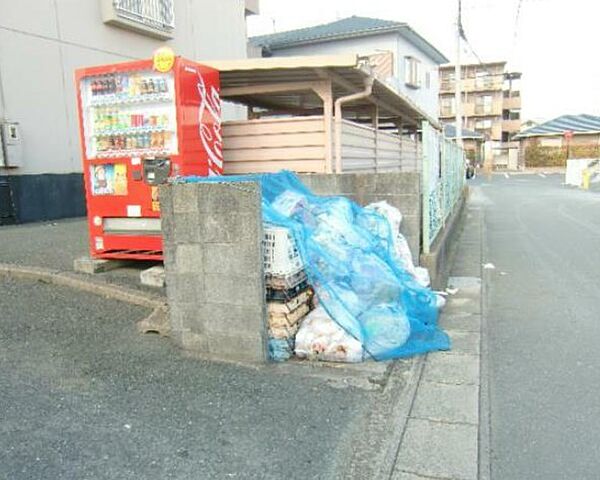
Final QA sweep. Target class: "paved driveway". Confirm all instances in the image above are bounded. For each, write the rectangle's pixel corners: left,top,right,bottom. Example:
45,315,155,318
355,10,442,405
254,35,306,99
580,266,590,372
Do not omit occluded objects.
0,277,370,479
0,218,161,293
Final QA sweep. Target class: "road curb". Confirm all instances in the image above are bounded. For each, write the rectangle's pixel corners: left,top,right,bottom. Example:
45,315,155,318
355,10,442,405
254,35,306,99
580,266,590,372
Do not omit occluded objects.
478,206,492,480
0,263,165,308
336,356,425,479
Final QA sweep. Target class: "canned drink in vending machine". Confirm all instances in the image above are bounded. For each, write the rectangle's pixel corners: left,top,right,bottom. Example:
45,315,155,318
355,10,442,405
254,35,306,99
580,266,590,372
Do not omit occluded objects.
76,56,222,261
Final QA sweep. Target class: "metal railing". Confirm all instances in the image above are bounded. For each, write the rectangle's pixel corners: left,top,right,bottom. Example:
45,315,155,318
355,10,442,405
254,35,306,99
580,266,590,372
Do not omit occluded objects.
421,122,466,253
474,105,493,115
113,0,175,31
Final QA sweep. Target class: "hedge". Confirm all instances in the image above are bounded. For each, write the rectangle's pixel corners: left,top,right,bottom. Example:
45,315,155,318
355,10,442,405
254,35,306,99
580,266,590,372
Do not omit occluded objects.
525,144,600,167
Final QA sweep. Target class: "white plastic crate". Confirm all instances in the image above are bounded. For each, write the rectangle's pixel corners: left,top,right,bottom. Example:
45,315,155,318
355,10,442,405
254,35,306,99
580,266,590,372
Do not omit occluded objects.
263,226,304,276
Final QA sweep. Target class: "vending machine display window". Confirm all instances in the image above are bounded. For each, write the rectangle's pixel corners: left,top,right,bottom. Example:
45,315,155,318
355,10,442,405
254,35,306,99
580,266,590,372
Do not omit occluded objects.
79,69,178,160
75,56,221,260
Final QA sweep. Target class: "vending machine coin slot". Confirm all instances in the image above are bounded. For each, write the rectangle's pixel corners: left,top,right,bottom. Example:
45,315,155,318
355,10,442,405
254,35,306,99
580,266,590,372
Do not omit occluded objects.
143,157,170,185
75,57,221,260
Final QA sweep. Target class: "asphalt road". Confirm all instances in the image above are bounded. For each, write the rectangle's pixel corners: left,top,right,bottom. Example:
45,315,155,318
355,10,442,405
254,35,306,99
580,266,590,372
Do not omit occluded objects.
0,218,163,294
477,173,600,479
0,277,370,480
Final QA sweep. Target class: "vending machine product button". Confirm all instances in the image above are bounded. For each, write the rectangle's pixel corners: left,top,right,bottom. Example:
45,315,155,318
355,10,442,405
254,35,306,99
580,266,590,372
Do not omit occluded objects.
127,205,142,217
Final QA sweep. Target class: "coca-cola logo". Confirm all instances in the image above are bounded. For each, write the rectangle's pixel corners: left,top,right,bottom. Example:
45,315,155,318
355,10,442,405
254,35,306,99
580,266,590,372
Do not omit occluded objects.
197,72,223,176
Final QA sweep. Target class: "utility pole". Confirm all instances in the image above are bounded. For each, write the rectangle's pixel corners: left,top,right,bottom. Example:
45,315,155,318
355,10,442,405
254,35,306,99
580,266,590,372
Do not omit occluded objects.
455,0,463,148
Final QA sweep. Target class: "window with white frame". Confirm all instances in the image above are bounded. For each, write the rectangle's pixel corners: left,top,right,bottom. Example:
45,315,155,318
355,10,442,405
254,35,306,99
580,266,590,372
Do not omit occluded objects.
475,119,493,129
441,71,454,91
475,71,492,89
404,56,421,88
475,95,493,115
440,97,455,116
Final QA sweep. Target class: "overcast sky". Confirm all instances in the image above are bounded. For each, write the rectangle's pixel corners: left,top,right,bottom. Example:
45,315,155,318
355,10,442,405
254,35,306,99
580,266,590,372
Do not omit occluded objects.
247,0,600,122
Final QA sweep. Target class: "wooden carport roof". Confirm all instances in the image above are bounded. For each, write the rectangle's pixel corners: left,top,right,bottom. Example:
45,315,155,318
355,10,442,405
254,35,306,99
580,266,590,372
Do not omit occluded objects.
204,54,439,129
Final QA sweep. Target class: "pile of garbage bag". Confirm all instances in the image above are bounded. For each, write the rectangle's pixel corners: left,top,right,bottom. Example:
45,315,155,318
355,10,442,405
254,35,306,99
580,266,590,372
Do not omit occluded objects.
182,171,450,361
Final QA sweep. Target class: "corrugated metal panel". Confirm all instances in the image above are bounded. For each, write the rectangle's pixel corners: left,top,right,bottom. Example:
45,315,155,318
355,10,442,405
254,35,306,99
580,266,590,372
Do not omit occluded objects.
516,114,600,138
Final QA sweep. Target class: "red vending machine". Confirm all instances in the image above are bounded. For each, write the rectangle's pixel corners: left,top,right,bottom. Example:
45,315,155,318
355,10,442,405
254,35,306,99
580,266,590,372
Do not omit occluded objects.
75,51,221,260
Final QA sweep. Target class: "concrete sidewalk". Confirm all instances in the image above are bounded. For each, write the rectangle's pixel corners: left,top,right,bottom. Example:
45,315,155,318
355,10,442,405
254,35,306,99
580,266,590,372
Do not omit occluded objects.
391,196,485,480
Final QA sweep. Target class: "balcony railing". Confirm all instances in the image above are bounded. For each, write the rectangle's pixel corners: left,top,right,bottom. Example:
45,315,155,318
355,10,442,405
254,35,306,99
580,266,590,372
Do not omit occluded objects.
441,78,504,93
440,81,454,92
475,105,493,115
502,120,521,132
114,0,174,30
503,95,522,110
101,0,175,39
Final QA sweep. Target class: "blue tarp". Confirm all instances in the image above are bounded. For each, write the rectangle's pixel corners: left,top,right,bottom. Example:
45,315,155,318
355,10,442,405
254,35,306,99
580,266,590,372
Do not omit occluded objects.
181,171,450,360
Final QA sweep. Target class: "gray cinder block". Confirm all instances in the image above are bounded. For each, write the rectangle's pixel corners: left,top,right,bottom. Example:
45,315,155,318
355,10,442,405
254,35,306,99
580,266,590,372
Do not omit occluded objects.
161,181,267,364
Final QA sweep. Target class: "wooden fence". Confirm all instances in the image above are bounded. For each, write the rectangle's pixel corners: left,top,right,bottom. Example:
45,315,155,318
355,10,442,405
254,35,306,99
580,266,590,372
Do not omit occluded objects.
222,116,420,174
223,116,327,174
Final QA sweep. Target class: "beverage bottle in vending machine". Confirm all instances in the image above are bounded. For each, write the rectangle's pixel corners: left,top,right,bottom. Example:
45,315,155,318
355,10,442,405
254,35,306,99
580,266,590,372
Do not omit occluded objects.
158,78,167,93
120,75,128,97
129,75,137,97
102,108,109,131
111,109,118,129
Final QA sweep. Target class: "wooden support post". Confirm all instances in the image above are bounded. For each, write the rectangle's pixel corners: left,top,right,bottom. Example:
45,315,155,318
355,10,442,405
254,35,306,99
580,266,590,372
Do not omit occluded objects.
396,120,404,171
414,126,420,172
372,105,379,173
314,81,334,174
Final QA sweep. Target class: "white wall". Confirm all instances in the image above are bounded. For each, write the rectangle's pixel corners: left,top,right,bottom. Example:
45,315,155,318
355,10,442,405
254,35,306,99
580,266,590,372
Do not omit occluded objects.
392,35,440,121
0,0,249,175
266,32,441,121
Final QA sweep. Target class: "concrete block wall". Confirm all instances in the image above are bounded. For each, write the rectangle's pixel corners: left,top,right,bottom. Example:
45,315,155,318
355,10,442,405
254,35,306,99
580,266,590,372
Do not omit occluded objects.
160,181,267,363
300,173,422,260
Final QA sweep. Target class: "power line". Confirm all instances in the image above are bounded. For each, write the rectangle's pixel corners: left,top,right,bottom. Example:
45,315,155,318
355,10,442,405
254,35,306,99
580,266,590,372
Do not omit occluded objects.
456,0,485,66
509,0,524,66
463,35,484,65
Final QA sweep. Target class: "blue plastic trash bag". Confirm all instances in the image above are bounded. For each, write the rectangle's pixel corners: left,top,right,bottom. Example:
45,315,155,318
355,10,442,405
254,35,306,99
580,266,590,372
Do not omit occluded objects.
268,337,294,362
182,171,450,360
